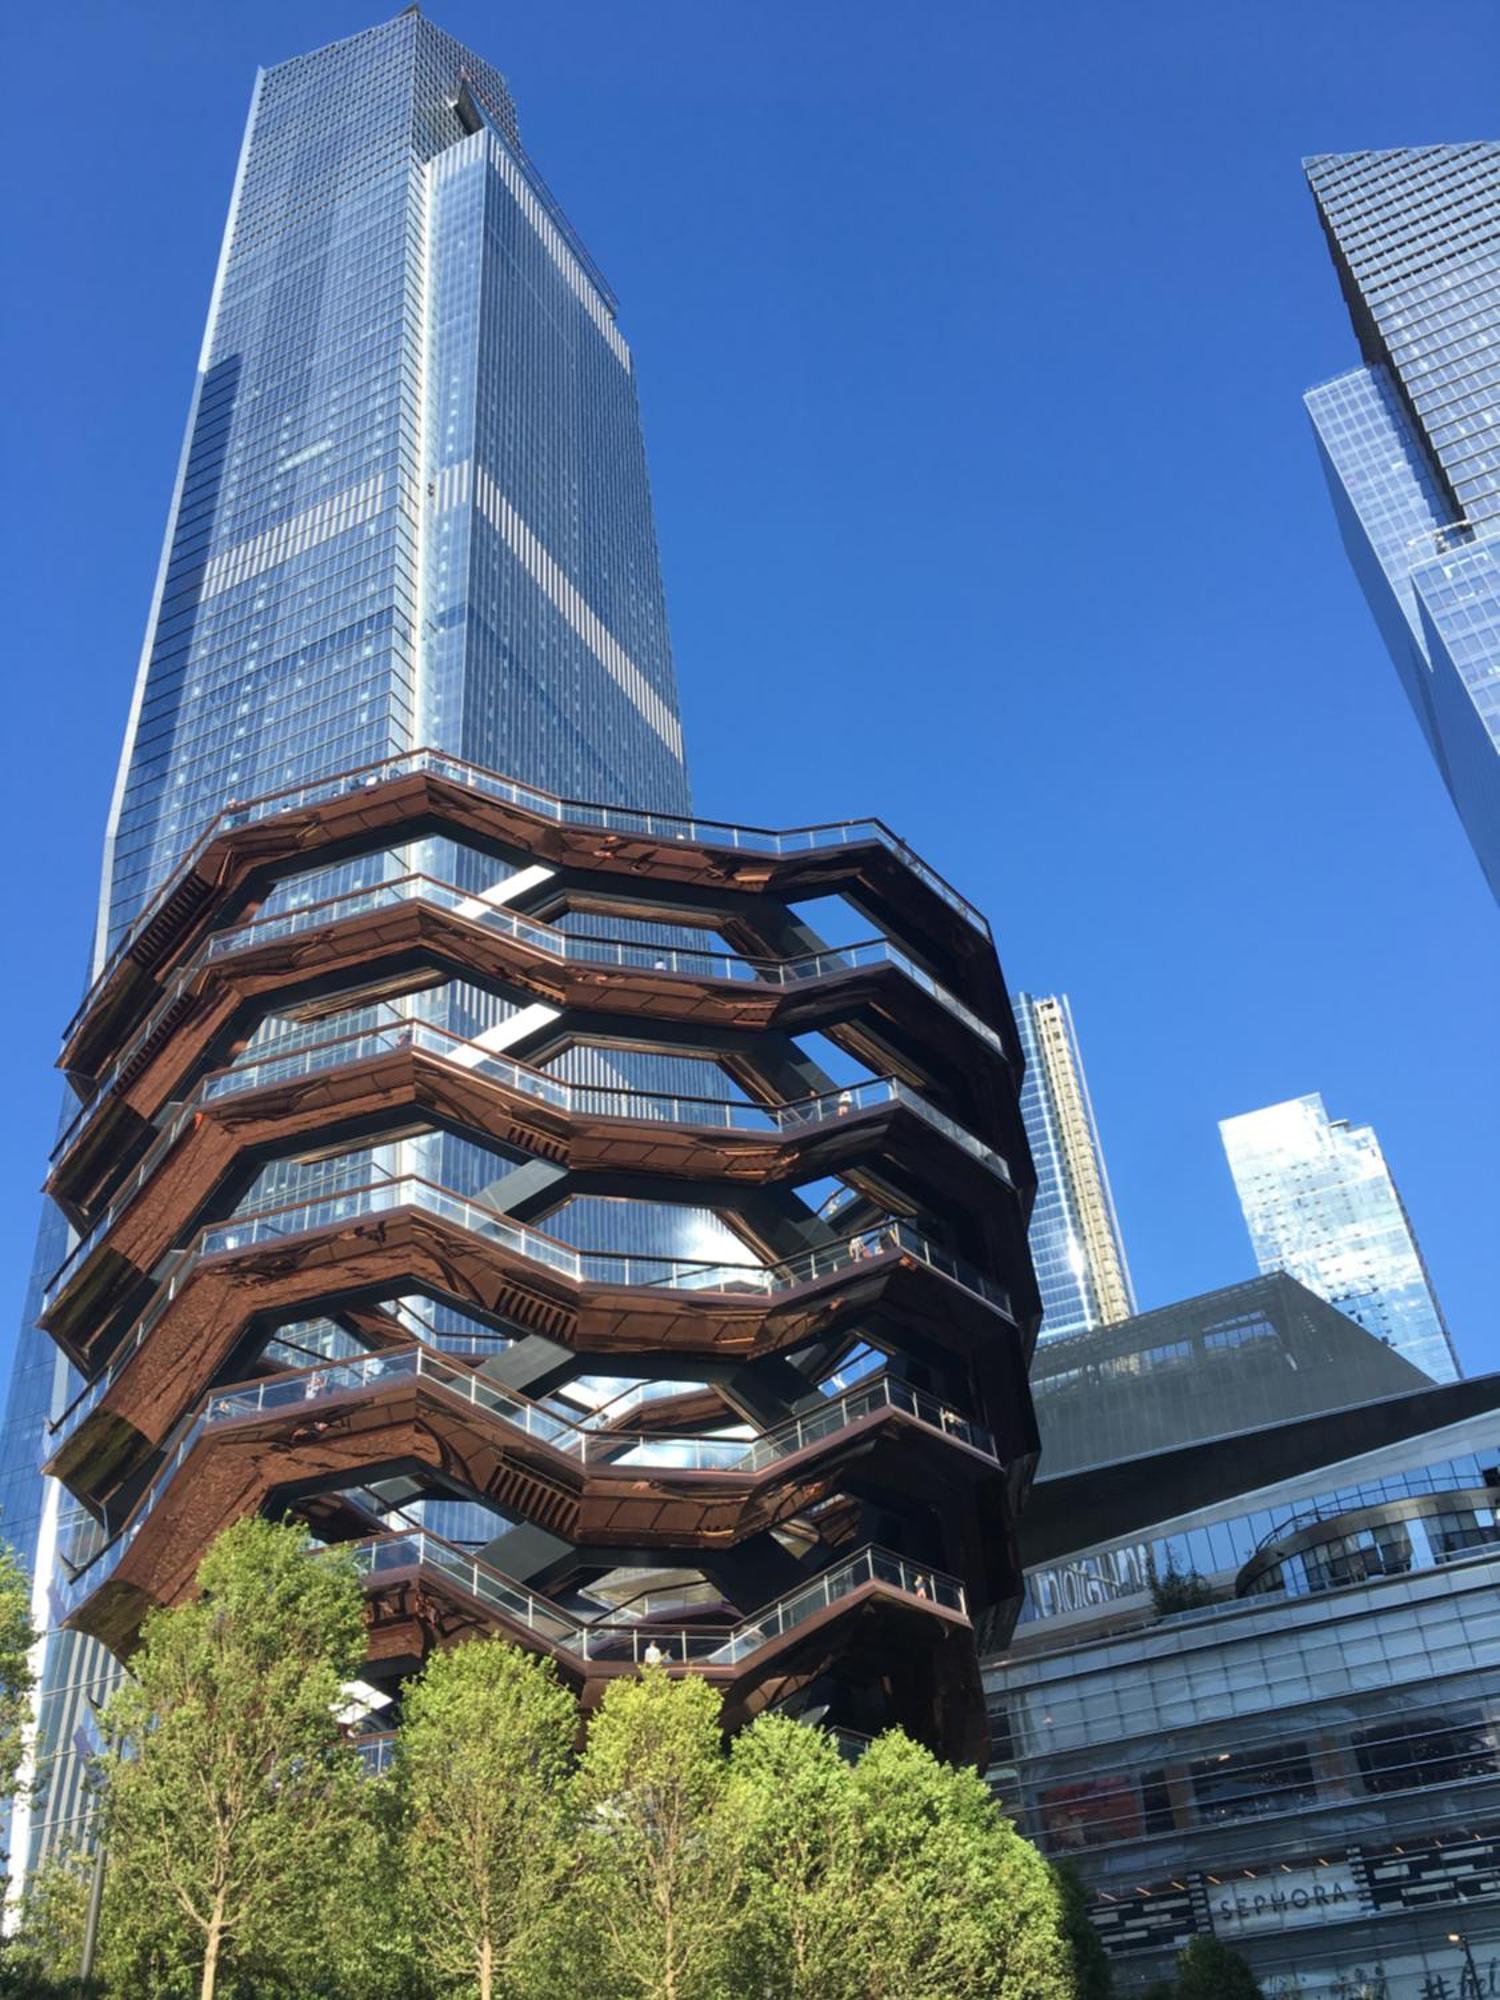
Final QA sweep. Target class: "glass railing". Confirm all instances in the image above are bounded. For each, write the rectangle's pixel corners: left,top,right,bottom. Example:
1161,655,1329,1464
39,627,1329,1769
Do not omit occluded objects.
349,1533,967,1666
44,1025,1010,1317
50,1208,1012,1480
55,1352,976,1648
193,1346,999,1471
59,880,1002,1167
197,874,1003,1050
190,1179,1010,1306
69,746,990,1044
48,1191,1010,1460
355,1733,396,1777
55,1406,211,1620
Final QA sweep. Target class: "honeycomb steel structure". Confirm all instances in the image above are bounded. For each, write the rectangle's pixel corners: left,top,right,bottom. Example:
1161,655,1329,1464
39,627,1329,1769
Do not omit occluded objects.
40,750,1040,1761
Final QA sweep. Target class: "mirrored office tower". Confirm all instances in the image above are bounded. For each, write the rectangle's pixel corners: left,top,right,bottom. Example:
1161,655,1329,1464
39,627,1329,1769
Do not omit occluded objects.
1220,1094,1459,1385
1,7,702,1883
1304,146,1500,902
1014,994,1134,1342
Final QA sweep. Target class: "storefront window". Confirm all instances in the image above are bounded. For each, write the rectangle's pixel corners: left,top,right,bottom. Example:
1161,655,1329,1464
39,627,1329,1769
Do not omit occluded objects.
1190,1743,1318,1822
1353,1712,1499,1795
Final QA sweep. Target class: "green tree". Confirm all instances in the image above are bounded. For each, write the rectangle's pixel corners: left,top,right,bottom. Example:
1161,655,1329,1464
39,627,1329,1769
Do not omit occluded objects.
393,1637,575,2000
1052,1857,1114,1998
852,1730,1071,2000
1173,1935,1264,1998
570,1665,735,2000
722,1713,867,2000
96,1518,367,2000
2,1843,93,1997
0,1538,36,1891
1148,1554,1221,1618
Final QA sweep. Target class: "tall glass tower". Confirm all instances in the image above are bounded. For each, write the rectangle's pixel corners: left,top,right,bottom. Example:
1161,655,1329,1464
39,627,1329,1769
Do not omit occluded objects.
1014,994,1134,1341
1219,1093,1459,1384
1304,145,1500,902
3,7,1041,1893
3,6,697,1883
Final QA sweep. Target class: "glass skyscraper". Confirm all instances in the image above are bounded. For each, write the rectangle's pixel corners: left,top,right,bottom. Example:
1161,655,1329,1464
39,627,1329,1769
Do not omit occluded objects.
1304,145,1500,901
1219,1093,1459,1384
1,7,704,1885
1014,993,1134,1342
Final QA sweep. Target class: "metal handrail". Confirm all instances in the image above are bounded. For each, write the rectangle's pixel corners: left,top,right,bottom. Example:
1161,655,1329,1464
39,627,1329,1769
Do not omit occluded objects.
198,1346,999,1470
47,1181,1012,1452
43,1021,1009,1312
60,877,1002,1154
70,744,990,1048
348,1532,968,1664
56,1346,996,1612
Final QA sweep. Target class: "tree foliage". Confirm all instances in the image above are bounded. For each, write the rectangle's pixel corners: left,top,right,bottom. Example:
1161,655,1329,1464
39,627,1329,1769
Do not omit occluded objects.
49,1530,1082,2000
721,1713,867,2000
1,1842,94,1997
1173,1935,1264,1998
0,1536,36,1891
95,1518,367,2000
1149,1556,1221,1619
1052,1856,1115,1998
393,1637,575,2000
569,1665,734,2000
851,1730,1070,2000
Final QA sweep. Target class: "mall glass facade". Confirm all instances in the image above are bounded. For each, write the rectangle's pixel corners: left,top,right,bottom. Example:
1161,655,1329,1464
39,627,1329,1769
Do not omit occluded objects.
1305,144,1500,901
989,1406,1500,1998
1221,1094,1459,1385
1,10,704,1884
1014,993,1134,1342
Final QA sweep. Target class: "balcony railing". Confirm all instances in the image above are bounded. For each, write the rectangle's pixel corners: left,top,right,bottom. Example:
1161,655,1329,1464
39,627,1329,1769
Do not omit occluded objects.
68,745,991,1052
59,878,1004,1161
48,1193,1011,1457
43,1021,1010,1313
349,1532,967,1665
59,1349,971,1652
198,1345,999,1470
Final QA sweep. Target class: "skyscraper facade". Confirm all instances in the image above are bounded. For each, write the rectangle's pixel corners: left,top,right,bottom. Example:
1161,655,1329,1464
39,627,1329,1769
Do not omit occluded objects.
1304,145,1500,901
3,7,696,1881
4,9,1041,1886
1014,994,1134,1341
1219,1093,1459,1384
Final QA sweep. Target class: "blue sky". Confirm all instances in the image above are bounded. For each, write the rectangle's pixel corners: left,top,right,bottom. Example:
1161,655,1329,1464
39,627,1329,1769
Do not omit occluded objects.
1,0,1496,1383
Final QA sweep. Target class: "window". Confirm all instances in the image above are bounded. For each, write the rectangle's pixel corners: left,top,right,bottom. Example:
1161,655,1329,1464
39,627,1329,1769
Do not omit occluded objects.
1189,1744,1318,1822
1353,1712,1499,1795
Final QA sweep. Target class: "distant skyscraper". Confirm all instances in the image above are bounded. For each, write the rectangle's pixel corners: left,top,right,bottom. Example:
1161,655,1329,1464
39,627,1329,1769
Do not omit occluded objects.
1304,145,1500,901
1219,1093,1459,1383
1015,994,1134,1341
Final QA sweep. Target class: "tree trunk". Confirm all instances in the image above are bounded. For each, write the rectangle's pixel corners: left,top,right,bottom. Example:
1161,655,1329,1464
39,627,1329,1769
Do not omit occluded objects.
479,1934,493,2000
201,1891,227,2000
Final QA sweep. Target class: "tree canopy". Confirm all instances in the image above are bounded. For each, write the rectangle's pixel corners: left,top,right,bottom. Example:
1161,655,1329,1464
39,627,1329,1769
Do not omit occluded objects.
394,1637,576,2000
18,1525,1086,2000
95,1517,367,2000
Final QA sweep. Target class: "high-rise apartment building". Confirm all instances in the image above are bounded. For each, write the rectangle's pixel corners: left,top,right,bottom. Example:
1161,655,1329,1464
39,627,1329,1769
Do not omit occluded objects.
1014,994,1134,1341
1220,1093,1459,1384
3,10,1041,1886
1304,145,1500,901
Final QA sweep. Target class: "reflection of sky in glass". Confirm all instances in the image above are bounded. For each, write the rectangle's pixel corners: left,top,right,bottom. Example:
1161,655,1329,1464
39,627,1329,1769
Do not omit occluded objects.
1305,146,1500,899
1221,1094,1458,1383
